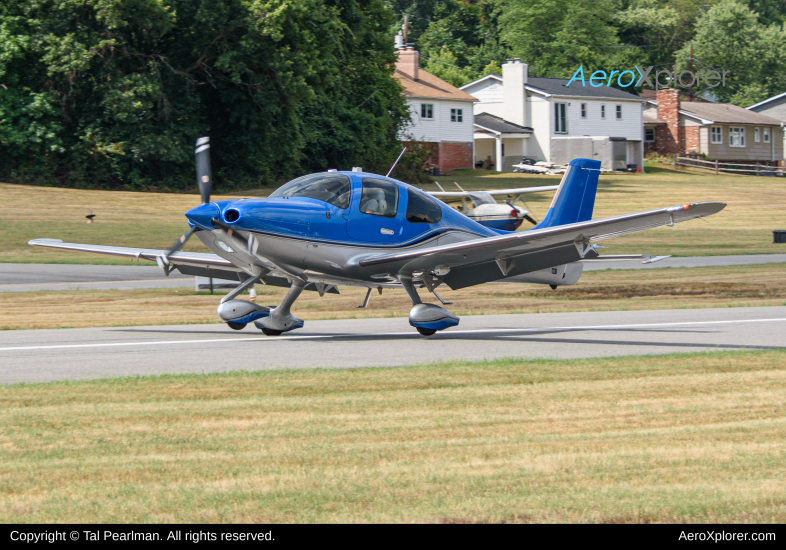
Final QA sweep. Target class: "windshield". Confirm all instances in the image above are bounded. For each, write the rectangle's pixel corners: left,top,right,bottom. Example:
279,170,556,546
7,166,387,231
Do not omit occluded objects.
269,173,351,209
467,192,496,207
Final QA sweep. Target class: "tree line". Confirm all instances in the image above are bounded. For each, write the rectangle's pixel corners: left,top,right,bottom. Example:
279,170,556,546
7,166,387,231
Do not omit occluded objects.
2,0,785,190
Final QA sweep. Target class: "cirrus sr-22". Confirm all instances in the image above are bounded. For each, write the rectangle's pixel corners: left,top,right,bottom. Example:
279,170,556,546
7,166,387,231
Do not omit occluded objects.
29,137,725,337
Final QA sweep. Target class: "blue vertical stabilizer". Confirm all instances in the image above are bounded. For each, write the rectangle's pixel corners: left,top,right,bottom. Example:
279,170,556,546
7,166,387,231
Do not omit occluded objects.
534,158,601,229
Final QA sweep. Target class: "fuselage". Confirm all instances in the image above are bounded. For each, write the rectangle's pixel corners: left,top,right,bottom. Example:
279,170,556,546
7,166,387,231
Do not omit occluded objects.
185,171,582,289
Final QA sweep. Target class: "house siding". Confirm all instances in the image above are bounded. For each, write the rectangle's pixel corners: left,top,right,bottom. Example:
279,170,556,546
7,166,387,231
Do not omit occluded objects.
550,98,643,141
704,124,783,161
402,99,475,143
749,96,786,122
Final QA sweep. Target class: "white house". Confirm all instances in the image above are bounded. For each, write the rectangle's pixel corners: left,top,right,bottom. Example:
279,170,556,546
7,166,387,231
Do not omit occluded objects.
460,59,647,171
394,46,477,173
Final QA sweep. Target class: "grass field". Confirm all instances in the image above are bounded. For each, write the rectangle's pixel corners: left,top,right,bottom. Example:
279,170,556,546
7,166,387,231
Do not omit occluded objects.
1,263,785,330
3,164,785,264
1,350,784,523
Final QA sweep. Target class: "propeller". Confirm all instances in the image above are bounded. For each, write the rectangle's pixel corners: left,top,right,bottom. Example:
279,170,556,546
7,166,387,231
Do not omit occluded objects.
504,199,539,225
159,136,212,273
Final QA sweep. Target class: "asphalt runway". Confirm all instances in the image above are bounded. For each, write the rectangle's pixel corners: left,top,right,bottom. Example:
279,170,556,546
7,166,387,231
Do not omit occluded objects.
1,306,784,385
2,254,784,292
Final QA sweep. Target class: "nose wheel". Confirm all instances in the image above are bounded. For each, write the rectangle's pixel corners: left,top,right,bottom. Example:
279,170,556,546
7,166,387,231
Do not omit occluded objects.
227,322,247,330
261,327,283,336
416,327,437,336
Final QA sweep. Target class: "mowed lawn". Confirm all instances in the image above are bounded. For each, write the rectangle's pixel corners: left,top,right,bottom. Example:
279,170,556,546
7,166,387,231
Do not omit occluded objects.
1,263,784,330
3,164,785,264
1,350,785,523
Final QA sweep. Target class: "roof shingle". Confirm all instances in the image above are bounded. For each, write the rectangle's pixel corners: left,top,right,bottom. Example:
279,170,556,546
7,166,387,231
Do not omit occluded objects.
680,102,783,125
394,69,476,101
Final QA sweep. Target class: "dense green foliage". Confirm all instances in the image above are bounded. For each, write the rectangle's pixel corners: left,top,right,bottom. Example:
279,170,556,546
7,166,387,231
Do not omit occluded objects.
3,0,786,189
0,0,409,190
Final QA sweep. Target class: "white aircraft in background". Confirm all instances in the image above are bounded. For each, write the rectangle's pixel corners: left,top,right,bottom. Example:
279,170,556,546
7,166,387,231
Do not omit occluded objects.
427,182,559,231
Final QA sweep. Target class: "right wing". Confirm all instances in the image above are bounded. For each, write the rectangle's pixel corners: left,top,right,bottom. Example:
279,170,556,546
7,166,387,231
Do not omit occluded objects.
358,202,725,289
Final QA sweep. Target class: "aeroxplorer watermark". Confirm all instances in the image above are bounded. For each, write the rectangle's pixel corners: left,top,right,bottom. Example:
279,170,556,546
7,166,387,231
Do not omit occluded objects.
566,65,730,90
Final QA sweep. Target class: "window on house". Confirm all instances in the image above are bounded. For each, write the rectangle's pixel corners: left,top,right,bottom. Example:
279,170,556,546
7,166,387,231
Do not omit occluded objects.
711,126,722,144
645,128,655,142
764,128,771,143
450,108,463,122
555,102,568,133
600,105,606,119
616,105,622,119
581,103,586,118
729,127,745,147
421,104,433,119
754,128,760,142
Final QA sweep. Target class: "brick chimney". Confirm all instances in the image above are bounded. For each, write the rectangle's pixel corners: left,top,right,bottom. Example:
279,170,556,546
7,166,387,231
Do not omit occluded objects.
657,88,681,155
396,46,419,80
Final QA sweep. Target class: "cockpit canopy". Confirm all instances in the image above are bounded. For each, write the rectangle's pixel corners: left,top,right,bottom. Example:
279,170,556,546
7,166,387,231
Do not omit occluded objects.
269,173,351,209
467,192,497,207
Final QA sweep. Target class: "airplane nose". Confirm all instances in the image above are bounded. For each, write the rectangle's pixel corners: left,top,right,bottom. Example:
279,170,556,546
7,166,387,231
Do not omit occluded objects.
185,202,220,230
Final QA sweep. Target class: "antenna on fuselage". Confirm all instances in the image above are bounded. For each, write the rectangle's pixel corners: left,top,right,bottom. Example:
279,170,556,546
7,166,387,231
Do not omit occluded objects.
386,147,407,177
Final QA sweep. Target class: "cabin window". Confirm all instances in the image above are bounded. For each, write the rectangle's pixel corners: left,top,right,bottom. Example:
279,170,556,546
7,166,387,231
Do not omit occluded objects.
421,104,433,119
754,128,760,142
711,126,722,144
269,173,351,209
450,108,463,122
729,127,745,147
616,105,622,119
600,105,606,119
359,178,398,218
406,189,442,224
581,103,586,118
555,102,567,133
645,128,655,142
764,128,771,143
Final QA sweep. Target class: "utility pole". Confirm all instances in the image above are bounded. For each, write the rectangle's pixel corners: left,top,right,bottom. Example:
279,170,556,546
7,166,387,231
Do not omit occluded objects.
403,14,409,44
688,42,693,102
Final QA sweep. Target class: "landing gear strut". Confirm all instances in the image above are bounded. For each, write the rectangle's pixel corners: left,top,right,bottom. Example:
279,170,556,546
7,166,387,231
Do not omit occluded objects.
255,278,306,335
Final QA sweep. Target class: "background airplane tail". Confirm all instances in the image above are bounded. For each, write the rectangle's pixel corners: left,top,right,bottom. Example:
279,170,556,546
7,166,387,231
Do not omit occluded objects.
534,158,601,229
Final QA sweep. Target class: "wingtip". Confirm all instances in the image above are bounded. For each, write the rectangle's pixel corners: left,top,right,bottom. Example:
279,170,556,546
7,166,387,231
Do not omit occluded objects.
28,238,64,246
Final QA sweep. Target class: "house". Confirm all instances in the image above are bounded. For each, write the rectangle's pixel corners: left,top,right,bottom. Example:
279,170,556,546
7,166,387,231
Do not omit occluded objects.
647,89,783,165
460,59,646,171
394,46,477,174
747,92,786,160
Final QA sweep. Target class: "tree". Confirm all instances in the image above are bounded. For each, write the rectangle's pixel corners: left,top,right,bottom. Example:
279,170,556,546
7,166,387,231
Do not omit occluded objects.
0,0,409,190
499,0,638,79
676,0,786,105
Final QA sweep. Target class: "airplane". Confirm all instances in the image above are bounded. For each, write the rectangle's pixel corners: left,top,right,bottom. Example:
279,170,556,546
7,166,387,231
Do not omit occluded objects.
29,136,725,337
426,182,559,231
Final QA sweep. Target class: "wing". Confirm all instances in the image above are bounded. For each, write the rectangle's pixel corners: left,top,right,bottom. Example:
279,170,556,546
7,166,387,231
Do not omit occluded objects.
358,202,725,290
28,238,242,280
428,185,559,200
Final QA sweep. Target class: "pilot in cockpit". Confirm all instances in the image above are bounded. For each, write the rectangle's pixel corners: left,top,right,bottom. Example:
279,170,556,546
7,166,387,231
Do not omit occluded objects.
360,188,387,216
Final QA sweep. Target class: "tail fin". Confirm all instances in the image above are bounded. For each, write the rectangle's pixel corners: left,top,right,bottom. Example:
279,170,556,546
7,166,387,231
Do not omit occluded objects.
534,158,601,229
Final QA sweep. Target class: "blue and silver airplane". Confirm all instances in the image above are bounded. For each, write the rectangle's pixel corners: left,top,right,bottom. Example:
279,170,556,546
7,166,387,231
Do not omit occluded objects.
29,137,725,336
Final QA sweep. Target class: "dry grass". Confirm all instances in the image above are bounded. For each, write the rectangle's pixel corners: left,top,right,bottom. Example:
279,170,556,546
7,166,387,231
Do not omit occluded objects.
3,164,785,264
1,350,784,523
1,263,784,330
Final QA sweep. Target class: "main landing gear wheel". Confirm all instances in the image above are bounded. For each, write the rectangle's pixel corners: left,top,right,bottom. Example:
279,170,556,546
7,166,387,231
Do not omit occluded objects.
227,322,247,330
261,327,283,336
416,327,437,336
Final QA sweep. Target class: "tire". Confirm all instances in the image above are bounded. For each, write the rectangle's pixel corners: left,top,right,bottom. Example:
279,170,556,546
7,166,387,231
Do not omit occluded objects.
227,322,247,330
261,327,283,336
416,327,437,336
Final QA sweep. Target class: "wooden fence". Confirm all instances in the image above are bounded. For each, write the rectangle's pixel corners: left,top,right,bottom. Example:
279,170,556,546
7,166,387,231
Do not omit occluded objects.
674,156,783,176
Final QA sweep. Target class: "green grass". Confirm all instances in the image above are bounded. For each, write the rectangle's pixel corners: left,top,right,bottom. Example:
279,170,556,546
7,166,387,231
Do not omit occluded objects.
2,165,785,264
1,350,785,523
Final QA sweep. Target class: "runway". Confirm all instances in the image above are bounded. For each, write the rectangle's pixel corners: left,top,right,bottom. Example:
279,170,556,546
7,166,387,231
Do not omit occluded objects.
2,254,784,292
1,306,784,385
